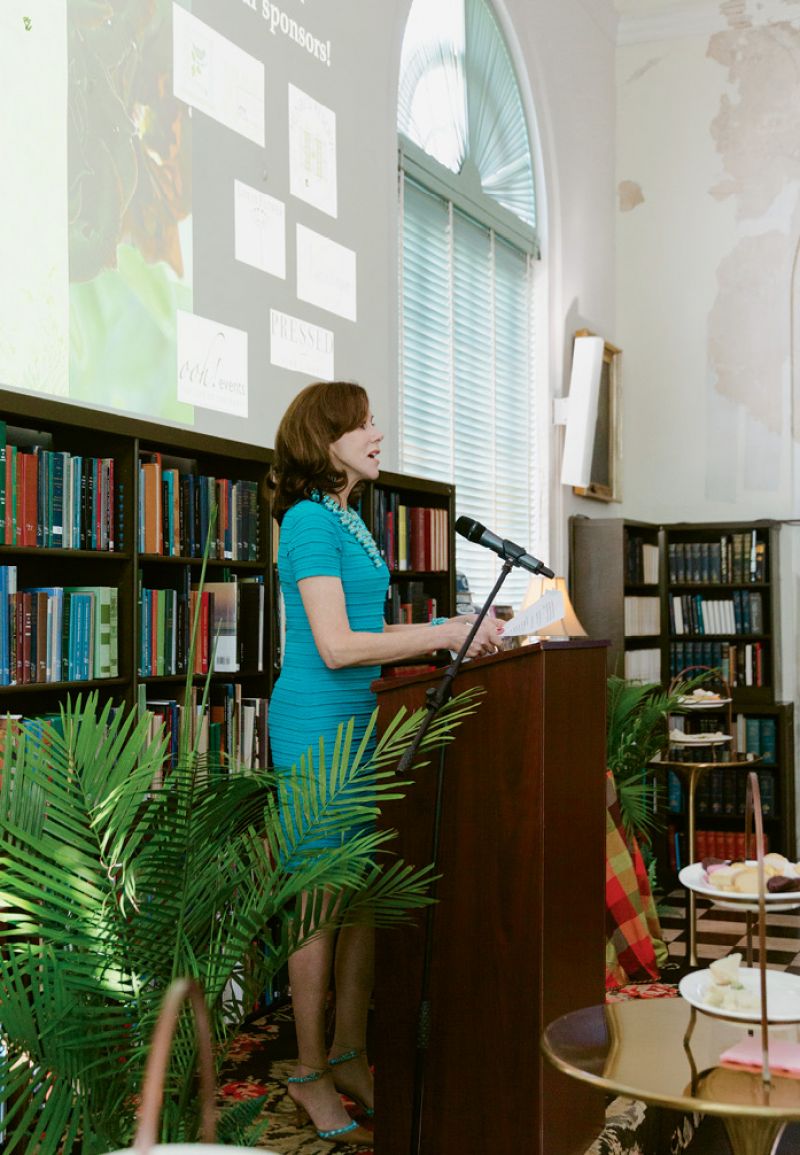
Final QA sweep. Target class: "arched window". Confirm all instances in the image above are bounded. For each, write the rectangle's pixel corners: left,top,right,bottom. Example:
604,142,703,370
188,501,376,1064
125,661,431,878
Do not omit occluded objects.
397,0,541,607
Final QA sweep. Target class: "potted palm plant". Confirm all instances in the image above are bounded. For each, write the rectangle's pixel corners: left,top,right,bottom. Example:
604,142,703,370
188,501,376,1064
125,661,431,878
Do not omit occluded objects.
0,651,482,1152
606,672,709,849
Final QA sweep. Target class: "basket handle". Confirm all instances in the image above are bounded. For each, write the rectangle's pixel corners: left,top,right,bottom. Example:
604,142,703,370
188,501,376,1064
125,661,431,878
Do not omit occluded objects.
134,978,217,1151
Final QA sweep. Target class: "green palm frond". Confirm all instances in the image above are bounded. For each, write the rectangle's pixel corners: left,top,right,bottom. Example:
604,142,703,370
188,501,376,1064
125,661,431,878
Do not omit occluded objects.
0,682,482,1153
606,670,715,843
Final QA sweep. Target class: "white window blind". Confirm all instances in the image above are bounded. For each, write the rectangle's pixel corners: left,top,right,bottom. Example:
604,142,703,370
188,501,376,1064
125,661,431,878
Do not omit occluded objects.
399,174,537,608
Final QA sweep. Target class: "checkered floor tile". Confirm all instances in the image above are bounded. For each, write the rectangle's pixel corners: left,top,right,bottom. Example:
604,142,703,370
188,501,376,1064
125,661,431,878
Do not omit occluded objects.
660,887,800,972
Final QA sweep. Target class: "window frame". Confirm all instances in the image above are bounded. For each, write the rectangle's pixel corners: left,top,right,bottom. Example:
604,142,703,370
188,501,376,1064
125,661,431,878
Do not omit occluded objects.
398,159,539,606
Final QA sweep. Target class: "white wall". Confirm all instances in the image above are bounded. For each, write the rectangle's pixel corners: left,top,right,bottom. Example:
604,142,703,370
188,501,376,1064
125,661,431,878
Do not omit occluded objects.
497,0,618,572
615,0,800,827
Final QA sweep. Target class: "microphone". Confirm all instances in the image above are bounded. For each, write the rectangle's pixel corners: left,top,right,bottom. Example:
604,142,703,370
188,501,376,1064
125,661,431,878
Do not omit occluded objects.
455,516,555,579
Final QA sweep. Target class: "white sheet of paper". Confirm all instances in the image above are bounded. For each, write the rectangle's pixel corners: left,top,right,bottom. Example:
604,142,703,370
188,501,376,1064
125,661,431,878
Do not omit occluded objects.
173,5,265,146
296,224,357,321
501,590,565,637
177,310,248,417
270,308,334,378
234,180,286,278
289,83,337,218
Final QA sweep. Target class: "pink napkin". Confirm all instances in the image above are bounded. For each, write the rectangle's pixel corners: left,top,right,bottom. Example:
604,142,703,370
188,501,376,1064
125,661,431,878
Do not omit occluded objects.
720,1036,800,1077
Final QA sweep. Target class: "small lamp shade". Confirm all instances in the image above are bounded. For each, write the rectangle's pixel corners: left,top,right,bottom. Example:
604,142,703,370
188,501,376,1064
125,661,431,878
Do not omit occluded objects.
520,576,587,637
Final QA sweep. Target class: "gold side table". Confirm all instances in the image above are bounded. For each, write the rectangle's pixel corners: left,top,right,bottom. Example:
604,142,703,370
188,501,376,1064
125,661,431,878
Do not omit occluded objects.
542,998,800,1155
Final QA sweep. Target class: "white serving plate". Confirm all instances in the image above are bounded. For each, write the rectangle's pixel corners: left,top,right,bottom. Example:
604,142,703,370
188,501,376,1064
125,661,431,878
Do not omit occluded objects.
679,860,800,913
678,695,733,710
680,966,800,1024
668,731,732,745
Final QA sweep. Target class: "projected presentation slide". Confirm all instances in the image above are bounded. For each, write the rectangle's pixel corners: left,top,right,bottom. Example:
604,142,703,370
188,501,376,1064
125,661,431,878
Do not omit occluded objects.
0,0,195,424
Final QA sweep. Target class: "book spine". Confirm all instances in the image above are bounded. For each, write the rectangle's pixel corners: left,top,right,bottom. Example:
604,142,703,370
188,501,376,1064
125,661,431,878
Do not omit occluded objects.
0,421,6,546
21,591,32,683
52,452,65,548
7,445,16,545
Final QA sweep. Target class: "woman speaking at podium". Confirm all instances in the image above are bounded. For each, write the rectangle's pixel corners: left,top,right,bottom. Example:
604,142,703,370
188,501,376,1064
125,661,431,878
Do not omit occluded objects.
268,380,500,1144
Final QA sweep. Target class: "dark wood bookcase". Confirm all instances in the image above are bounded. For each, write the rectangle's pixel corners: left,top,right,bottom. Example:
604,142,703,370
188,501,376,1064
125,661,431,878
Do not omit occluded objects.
569,516,662,682
678,701,796,863
0,388,273,724
569,514,796,865
363,468,456,628
663,520,777,705
0,389,457,725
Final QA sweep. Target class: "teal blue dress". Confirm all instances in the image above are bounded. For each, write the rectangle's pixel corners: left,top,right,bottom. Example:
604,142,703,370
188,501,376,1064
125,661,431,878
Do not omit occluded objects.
268,498,390,851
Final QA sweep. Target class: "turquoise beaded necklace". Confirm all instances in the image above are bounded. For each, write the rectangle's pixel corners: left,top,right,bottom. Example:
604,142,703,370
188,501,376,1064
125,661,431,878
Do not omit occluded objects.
311,490,385,569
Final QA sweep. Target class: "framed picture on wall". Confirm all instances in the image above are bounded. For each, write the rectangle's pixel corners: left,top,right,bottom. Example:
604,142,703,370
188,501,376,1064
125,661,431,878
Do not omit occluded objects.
572,329,622,502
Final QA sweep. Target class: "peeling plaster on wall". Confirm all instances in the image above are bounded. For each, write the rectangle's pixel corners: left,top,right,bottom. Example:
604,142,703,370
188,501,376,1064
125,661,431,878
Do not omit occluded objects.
708,23,800,221
705,19,800,436
618,180,645,211
721,0,800,28
709,231,791,433
719,0,753,30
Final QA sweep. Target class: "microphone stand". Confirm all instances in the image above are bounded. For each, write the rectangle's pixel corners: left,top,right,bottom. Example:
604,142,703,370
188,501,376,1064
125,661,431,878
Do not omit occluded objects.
397,542,543,1155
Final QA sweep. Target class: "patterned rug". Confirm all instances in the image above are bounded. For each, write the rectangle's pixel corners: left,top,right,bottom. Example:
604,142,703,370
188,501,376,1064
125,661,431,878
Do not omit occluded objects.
218,892,800,1153
217,1000,373,1154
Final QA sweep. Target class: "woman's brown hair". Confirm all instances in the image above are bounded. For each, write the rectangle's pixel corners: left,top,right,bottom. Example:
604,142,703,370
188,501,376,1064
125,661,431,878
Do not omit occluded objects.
268,381,370,520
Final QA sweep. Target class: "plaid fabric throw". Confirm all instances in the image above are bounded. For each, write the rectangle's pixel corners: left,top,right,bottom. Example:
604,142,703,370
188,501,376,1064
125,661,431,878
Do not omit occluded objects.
605,770,665,988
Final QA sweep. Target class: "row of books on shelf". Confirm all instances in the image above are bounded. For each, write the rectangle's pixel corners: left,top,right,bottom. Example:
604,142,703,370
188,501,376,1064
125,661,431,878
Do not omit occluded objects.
138,452,260,560
139,575,264,678
667,532,766,584
666,824,771,872
144,684,269,776
370,489,448,572
667,767,777,817
0,566,118,684
734,714,778,759
0,684,269,780
623,647,661,684
384,580,439,625
669,640,767,687
669,590,764,636
625,536,659,584
0,427,116,550
623,595,660,636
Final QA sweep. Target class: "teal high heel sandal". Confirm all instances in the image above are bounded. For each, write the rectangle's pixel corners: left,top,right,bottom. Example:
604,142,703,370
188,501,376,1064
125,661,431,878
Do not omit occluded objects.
328,1047,375,1119
287,1065,373,1146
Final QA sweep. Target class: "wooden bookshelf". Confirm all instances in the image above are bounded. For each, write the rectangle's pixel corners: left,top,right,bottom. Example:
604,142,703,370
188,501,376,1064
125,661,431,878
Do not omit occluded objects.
663,521,778,706
0,389,457,756
364,469,456,627
569,516,662,682
0,389,273,733
700,702,795,857
569,514,795,869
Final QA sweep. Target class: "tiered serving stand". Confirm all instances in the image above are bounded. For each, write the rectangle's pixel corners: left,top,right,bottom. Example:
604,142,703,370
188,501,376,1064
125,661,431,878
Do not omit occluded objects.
649,669,759,967
678,770,800,1096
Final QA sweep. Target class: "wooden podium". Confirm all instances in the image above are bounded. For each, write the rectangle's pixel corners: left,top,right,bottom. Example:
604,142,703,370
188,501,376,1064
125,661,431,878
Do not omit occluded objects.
372,640,607,1155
